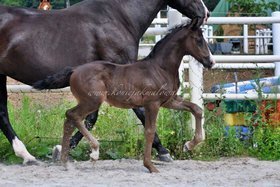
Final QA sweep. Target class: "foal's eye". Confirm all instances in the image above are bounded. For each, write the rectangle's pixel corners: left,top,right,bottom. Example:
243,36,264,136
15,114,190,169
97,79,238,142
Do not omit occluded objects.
197,38,203,47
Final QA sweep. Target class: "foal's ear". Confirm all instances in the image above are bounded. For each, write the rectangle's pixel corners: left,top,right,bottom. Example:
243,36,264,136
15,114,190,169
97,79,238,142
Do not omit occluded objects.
190,17,203,31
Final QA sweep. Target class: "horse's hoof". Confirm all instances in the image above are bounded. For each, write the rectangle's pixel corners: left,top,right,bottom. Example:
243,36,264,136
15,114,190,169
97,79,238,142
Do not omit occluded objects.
60,161,69,171
183,141,192,152
90,148,99,161
52,145,62,162
157,153,173,162
23,159,39,166
148,166,160,173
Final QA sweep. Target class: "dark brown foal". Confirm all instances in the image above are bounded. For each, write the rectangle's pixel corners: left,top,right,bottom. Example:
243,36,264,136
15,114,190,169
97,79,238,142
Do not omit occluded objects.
34,23,215,173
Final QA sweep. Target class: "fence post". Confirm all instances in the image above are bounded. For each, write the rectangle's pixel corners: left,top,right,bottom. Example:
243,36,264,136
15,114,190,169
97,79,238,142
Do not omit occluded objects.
243,24,248,54
65,0,70,8
189,57,205,139
208,26,214,43
155,12,161,42
202,25,209,41
168,8,184,93
260,30,264,54
264,29,269,54
272,11,280,76
167,8,182,29
255,30,260,54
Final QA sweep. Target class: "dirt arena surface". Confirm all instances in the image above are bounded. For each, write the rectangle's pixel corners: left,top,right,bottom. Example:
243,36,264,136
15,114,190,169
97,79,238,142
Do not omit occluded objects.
0,157,279,187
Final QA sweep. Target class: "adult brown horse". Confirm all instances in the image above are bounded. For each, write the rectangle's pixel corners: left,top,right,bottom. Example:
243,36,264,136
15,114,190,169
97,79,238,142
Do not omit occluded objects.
33,23,215,172
0,0,209,164
38,0,52,10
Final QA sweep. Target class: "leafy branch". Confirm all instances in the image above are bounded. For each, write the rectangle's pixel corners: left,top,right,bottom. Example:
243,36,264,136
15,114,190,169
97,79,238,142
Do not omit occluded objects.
227,0,278,16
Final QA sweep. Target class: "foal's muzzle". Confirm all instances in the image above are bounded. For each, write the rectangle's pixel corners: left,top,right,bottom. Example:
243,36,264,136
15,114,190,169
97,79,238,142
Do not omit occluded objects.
202,56,215,69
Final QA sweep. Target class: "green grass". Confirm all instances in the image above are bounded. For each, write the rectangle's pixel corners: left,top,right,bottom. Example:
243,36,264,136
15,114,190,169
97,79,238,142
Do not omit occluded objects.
0,95,279,164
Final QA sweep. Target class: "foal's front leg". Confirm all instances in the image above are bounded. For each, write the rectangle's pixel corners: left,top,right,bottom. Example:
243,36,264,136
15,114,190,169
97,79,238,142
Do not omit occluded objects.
143,104,160,173
133,108,172,162
163,96,203,151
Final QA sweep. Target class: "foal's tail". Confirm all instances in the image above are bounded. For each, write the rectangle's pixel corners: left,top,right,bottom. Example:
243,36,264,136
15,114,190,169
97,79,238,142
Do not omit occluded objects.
33,67,74,90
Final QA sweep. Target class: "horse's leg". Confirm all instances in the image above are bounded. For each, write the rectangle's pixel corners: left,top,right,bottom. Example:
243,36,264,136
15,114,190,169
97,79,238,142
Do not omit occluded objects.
163,96,203,151
60,109,76,164
143,104,160,173
69,110,99,149
132,108,172,162
0,75,36,164
61,105,100,164
53,111,99,162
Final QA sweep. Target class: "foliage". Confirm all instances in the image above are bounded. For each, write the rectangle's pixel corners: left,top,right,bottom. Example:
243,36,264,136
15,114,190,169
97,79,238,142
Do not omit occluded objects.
249,127,280,160
0,0,83,9
157,109,192,159
0,96,70,164
0,0,31,7
0,95,279,164
192,108,248,160
192,100,280,161
227,0,278,16
0,95,192,163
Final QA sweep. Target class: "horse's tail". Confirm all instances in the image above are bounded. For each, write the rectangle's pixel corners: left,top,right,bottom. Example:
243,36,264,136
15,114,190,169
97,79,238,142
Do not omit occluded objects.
33,67,74,90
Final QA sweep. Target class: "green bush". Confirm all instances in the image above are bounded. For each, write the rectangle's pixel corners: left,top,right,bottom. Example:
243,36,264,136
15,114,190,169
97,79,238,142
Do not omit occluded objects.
0,95,279,164
250,127,280,160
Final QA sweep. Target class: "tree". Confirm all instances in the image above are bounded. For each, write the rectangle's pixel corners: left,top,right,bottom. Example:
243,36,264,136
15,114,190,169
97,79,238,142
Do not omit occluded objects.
0,0,83,8
227,0,278,16
0,0,26,7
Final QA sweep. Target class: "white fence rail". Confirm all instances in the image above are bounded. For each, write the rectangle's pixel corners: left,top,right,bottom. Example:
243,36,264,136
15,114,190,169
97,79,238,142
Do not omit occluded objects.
7,85,70,93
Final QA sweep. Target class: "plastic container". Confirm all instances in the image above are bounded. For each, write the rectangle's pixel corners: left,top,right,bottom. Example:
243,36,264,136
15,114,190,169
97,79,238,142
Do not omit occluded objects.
224,126,252,141
224,112,251,126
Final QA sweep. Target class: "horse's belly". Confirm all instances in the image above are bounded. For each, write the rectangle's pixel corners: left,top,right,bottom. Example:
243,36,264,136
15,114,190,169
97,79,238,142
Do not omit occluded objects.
106,94,143,109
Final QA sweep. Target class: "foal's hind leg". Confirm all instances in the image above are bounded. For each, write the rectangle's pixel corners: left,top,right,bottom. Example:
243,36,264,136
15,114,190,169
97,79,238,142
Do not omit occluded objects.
69,110,99,149
133,108,172,162
0,75,36,164
53,111,99,162
61,105,100,163
163,96,204,151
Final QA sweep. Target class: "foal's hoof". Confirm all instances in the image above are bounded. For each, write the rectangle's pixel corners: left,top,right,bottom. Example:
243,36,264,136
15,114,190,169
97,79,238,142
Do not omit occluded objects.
60,161,70,171
183,141,192,152
148,166,160,173
157,153,173,162
52,145,62,162
90,148,99,161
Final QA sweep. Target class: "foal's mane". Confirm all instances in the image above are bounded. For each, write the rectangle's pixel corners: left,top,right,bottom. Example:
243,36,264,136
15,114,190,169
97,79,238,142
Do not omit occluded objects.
141,22,192,61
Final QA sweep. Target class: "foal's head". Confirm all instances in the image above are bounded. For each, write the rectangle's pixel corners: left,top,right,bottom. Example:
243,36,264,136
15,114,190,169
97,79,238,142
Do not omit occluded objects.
182,26,215,69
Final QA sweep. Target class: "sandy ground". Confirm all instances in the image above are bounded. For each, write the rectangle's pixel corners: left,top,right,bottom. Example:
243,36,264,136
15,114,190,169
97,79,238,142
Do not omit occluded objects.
0,157,279,187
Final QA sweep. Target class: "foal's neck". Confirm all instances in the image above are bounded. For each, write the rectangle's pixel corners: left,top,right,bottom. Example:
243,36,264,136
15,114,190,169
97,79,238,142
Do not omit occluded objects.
151,27,189,74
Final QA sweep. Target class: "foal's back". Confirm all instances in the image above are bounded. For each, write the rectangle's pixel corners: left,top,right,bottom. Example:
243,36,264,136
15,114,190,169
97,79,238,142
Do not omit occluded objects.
70,60,173,109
